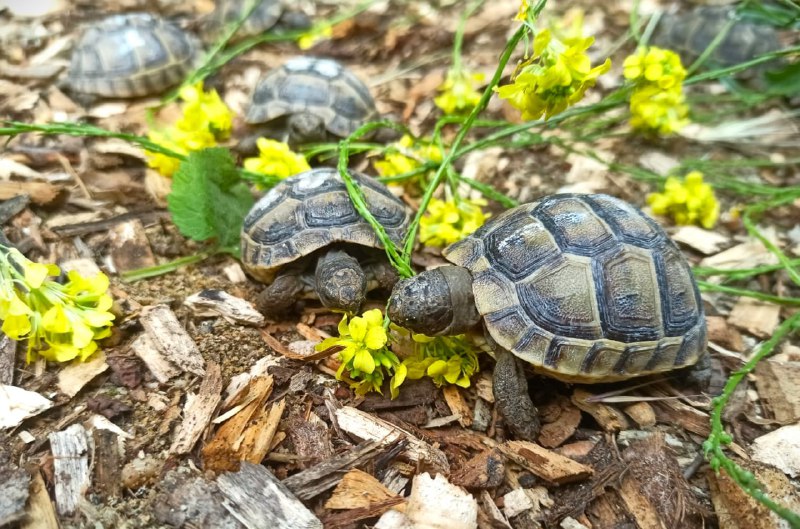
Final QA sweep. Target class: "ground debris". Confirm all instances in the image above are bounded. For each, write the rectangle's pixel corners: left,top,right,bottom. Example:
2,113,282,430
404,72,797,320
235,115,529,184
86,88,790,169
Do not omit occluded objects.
450,448,505,490
571,388,630,432
138,304,206,376
498,440,593,485
0,384,53,430
57,350,108,397
185,288,265,327
377,472,478,529
49,423,90,516
751,424,800,478
754,358,800,423
170,361,223,455
0,458,30,526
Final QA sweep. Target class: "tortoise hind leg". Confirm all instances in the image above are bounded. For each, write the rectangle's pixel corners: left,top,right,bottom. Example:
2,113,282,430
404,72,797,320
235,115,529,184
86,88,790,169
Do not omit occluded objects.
493,348,541,441
315,250,367,314
682,350,712,391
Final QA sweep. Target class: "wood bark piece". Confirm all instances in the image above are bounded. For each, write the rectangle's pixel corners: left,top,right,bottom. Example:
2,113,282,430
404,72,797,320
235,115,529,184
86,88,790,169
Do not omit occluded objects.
108,219,156,272
57,350,108,397
287,410,333,466
751,424,800,478
707,316,744,353
216,462,323,529
184,289,265,327
378,473,478,529
92,428,122,499
443,386,472,427
324,468,401,510
139,304,205,376
154,470,245,528
0,335,15,385
450,448,505,490
335,406,450,473
0,384,53,430
700,241,778,271
21,471,59,529
754,358,800,423
0,461,29,526
623,401,656,428
671,225,730,255
239,399,285,465
538,395,582,448
727,298,781,339
130,333,181,383
282,439,395,500
498,441,593,485
0,180,64,206
571,388,630,432
170,361,223,455
49,423,90,516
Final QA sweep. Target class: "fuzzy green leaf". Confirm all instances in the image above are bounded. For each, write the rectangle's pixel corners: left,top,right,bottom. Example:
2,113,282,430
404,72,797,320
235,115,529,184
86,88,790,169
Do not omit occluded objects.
167,148,253,253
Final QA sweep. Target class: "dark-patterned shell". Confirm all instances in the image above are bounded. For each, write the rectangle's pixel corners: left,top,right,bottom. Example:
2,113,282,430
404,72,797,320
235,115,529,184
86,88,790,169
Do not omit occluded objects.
652,6,781,70
208,0,282,39
68,13,199,98
444,194,706,383
245,57,377,137
241,168,410,283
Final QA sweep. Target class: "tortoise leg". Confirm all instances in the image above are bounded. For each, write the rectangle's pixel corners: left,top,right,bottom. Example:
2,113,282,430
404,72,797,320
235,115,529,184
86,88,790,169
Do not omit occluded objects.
493,348,541,441
287,113,327,146
315,250,367,314
235,123,290,156
682,350,712,391
363,259,400,292
256,266,306,318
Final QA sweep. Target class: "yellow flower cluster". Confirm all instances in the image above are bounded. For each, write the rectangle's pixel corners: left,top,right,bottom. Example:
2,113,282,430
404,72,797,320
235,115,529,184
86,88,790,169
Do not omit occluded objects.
434,69,484,115
374,135,443,179
146,83,235,177
0,245,115,363
623,47,689,135
315,309,401,395
419,197,489,247
647,171,719,229
243,138,310,187
297,23,333,50
496,23,611,120
391,334,480,398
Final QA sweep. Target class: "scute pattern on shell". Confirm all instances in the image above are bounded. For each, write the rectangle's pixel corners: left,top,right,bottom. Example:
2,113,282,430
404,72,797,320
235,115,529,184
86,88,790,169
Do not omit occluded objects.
245,57,377,137
241,168,410,282
68,13,198,98
208,0,282,39
652,6,781,69
444,194,706,383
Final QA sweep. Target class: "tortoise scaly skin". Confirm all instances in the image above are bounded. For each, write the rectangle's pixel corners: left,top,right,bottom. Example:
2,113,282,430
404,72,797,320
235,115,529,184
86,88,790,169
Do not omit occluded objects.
68,13,199,99
241,168,410,316
245,57,377,147
388,194,709,441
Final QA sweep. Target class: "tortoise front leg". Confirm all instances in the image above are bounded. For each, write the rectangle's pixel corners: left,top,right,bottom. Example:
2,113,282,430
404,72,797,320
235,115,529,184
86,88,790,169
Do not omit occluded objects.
683,350,711,391
315,250,367,314
493,348,541,441
256,266,306,318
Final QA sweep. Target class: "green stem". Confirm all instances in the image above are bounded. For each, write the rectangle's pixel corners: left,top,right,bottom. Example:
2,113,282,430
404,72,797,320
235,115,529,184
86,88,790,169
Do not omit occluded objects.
120,249,219,282
451,0,485,72
694,259,800,281
685,45,800,85
697,281,800,306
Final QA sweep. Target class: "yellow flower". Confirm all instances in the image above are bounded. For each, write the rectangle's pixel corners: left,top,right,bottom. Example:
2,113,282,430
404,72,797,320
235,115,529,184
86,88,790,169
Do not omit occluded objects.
297,23,333,50
515,0,530,21
623,47,686,90
243,138,311,186
0,245,115,364
374,135,443,179
315,309,400,395
629,84,689,135
496,27,611,120
647,171,720,229
391,333,480,398
434,69,484,115
178,82,234,138
420,197,489,247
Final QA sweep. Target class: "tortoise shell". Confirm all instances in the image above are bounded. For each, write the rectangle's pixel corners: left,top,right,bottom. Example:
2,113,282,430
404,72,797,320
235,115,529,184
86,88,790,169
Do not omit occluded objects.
207,0,282,39
245,57,377,138
241,168,410,283
652,6,781,70
68,13,199,98
444,194,706,383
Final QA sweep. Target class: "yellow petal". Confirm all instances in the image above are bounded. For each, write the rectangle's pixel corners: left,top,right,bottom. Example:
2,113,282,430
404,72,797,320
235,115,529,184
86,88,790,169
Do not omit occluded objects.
71,319,94,348
364,326,387,350
42,305,71,333
353,348,376,374
25,262,52,288
362,309,383,328
348,316,367,342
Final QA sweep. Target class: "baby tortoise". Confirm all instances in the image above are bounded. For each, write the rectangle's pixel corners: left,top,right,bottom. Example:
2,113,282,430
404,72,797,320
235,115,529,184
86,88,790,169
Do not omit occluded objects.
388,194,709,441
652,6,782,76
67,13,200,100
244,56,378,148
241,168,410,317
204,0,310,40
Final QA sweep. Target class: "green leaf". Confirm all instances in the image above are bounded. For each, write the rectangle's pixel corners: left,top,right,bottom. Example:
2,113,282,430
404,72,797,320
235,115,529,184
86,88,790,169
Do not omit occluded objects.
167,148,254,253
764,61,800,97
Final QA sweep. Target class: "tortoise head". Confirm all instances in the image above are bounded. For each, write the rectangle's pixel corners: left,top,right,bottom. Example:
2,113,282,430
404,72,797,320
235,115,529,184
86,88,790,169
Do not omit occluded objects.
288,112,326,145
387,265,480,336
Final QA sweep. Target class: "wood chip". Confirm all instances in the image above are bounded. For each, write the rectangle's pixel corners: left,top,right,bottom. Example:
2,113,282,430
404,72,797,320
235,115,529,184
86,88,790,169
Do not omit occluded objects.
450,448,505,490
21,471,59,529
49,424,90,516
139,305,205,376
751,424,800,478
184,289,265,327
498,441,593,484
0,180,64,206
443,386,472,427
754,358,800,423
0,462,29,526
571,388,630,432
0,335,15,385
671,225,730,255
622,401,656,428
700,241,778,271
0,384,53,430
335,406,450,473
378,472,478,529
57,350,108,397
216,462,323,529
728,298,781,338
108,219,156,272
170,362,223,455
707,316,744,353
130,333,181,383
325,468,401,510
538,395,582,448
92,429,122,499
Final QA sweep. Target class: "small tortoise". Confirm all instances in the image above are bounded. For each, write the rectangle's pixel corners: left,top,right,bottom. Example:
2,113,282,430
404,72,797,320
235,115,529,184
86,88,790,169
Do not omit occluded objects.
388,193,709,440
241,168,410,316
68,13,200,99
652,6,782,76
205,0,310,40
244,57,378,147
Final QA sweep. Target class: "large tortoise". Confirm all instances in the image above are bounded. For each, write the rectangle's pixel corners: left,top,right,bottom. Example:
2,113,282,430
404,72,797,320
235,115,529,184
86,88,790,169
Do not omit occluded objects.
244,57,378,147
205,0,310,40
388,193,709,440
67,13,200,99
241,168,410,316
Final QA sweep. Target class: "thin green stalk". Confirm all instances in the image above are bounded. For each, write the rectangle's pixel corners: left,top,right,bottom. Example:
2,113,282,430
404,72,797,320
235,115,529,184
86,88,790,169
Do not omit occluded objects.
450,0,485,72
694,259,800,281
121,249,220,282
685,15,737,76
685,45,800,85
697,281,800,306
704,311,800,528
743,198,800,288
